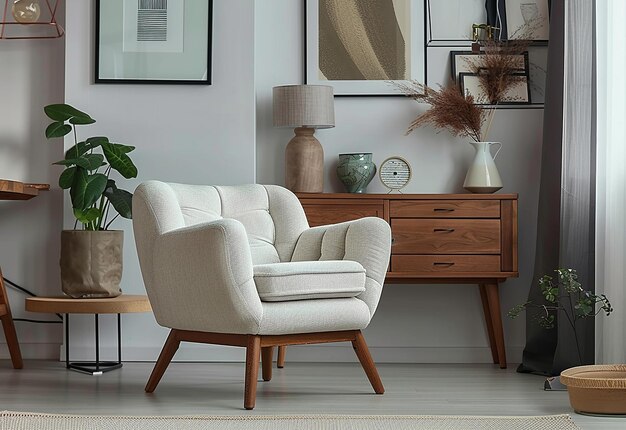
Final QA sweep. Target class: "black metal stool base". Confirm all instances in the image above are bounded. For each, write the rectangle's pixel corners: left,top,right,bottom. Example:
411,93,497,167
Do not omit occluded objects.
68,361,123,375
65,313,123,375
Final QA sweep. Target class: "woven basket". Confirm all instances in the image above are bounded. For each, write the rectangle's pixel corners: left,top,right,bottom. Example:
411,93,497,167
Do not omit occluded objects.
560,364,626,415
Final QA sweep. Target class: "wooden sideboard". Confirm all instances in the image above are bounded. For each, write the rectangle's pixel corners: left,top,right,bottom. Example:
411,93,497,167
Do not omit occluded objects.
297,193,518,369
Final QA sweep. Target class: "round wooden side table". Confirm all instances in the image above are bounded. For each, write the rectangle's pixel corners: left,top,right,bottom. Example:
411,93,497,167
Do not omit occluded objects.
25,295,151,375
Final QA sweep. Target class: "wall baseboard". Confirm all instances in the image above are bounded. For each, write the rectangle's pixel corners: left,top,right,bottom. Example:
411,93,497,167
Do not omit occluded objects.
0,343,60,360
1,343,524,364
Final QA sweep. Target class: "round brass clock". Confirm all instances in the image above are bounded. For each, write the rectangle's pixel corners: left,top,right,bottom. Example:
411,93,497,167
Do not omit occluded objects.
379,156,412,192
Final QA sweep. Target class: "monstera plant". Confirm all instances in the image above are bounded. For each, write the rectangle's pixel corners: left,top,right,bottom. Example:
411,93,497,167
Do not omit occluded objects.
45,104,138,298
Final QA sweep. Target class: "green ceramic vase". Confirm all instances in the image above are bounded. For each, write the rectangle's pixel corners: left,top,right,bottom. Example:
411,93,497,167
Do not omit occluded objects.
336,153,377,193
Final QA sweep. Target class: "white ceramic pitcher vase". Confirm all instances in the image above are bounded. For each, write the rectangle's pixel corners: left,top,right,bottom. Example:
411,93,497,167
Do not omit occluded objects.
463,141,503,193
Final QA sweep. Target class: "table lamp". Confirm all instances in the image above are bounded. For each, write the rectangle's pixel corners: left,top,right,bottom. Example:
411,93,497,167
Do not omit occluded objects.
273,85,335,193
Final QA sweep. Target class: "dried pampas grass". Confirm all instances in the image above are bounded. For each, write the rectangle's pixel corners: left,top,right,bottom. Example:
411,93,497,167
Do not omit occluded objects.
394,22,537,142
394,81,487,142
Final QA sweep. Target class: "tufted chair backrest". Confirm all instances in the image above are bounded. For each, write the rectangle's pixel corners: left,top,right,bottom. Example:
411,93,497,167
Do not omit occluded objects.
133,182,310,292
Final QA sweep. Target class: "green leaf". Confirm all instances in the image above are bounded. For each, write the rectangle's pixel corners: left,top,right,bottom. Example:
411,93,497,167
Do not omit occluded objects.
105,179,117,190
104,188,133,219
53,158,87,168
102,142,137,179
55,154,104,171
44,104,94,123
45,122,72,138
70,169,108,211
65,142,90,159
111,143,135,154
59,167,76,189
65,136,109,159
69,116,96,125
73,207,102,224
81,154,105,171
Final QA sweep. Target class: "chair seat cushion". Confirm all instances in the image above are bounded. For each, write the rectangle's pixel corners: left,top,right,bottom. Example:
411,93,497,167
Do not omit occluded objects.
253,260,366,302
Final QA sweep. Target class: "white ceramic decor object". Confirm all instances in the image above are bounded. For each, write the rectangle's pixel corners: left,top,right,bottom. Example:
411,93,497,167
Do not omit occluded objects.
463,141,503,193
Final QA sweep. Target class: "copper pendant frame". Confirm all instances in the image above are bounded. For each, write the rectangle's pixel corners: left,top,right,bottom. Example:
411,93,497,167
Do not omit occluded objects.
0,0,64,40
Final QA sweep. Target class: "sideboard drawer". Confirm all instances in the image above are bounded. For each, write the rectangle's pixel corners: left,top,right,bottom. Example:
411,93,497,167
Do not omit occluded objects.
390,200,501,218
300,200,384,227
391,219,501,254
392,255,501,272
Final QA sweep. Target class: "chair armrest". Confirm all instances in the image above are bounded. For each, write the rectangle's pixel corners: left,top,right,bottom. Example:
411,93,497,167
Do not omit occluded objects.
150,219,263,334
292,217,392,317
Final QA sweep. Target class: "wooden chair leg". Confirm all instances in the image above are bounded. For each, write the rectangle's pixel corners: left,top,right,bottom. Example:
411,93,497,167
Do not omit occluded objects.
0,314,23,369
277,345,286,368
479,284,499,364
261,346,273,381
0,271,22,369
145,330,180,393
351,331,384,394
244,335,261,410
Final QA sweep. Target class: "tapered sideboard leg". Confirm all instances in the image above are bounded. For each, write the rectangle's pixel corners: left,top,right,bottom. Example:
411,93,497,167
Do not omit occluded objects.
482,282,507,369
479,284,499,365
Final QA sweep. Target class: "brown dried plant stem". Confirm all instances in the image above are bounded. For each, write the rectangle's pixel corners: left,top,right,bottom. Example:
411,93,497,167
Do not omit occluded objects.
482,105,498,142
394,81,487,143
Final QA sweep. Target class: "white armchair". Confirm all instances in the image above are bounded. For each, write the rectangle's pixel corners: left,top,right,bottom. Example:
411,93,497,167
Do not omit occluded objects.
133,182,391,409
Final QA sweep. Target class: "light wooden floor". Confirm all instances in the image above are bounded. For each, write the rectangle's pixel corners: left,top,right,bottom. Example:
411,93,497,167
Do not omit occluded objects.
0,361,622,429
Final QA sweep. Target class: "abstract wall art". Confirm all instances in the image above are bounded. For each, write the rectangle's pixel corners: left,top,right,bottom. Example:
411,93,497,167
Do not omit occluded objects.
305,0,425,95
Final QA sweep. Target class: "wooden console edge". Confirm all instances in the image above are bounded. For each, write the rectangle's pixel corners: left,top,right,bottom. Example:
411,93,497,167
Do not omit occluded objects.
296,193,518,200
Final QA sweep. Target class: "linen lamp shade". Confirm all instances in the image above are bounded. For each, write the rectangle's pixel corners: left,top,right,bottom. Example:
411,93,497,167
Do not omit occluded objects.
273,85,335,193
273,85,335,129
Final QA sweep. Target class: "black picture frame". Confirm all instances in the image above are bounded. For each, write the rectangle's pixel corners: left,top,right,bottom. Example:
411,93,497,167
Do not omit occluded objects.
95,0,213,85
459,71,532,105
450,50,530,83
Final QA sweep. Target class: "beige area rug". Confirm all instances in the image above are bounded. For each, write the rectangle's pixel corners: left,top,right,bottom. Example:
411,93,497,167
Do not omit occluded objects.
0,411,580,429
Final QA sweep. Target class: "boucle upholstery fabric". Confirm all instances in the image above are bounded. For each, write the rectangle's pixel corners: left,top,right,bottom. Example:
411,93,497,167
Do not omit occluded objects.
253,261,365,302
292,218,391,317
132,181,390,335
259,298,371,334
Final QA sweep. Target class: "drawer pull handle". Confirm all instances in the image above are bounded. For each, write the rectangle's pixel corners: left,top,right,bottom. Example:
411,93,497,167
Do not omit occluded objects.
433,228,455,233
433,262,455,267
434,208,455,212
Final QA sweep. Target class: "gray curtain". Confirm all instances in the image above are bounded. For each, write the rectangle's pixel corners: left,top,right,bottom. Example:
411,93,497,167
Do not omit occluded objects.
519,0,597,376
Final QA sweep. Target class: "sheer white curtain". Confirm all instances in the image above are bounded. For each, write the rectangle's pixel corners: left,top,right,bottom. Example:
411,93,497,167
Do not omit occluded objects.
596,0,626,364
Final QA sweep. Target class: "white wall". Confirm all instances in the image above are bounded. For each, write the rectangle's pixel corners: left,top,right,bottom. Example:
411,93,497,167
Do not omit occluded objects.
0,32,65,358
255,0,543,363
63,0,257,361
1,0,544,364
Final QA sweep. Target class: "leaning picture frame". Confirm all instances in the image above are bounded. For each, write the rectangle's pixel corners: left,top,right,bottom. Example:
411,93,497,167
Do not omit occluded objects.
305,0,426,96
95,0,213,84
459,72,532,105
450,51,530,83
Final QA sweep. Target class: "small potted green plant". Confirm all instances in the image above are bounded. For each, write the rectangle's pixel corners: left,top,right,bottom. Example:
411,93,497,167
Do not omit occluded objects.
44,104,137,298
509,268,613,366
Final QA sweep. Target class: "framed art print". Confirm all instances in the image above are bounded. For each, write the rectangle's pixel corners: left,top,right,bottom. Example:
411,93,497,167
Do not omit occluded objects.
459,72,531,105
504,0,549,41
305,0,426,96
450,51,530,83
95,0,213,84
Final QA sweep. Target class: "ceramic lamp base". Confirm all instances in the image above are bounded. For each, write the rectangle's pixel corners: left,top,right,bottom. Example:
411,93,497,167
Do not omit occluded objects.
285,127,323,193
